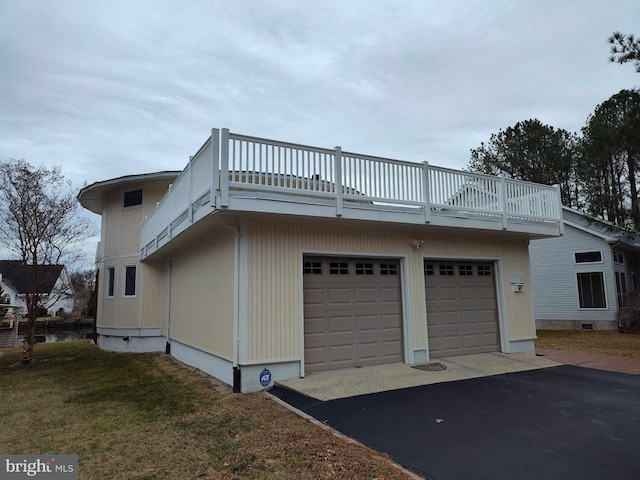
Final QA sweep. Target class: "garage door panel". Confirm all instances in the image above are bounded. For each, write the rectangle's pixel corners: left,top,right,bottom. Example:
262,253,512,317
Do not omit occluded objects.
426,260,499,358
328,288,352,304
330,316,353,333
304,257,403,373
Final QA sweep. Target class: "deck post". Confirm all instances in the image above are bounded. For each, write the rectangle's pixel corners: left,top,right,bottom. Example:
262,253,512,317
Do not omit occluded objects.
422,161,431,223
554,184,564,235
220,128,230,208
499,174,508,230
211,128,220,208
335,146,343,217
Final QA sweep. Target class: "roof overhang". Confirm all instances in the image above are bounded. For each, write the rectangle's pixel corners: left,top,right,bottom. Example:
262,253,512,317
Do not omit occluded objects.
77,171,180,215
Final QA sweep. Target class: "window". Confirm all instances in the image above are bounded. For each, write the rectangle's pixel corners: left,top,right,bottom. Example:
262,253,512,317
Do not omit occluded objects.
424,264,435,276
575,251,602,263
381,263,398,275
577,272,606,308
459,265,474,276
124,265,136,296
329,262,349,275
355,263,374,275
303,261,322,274
106,267,115,298
615,271,627,307
613,251,625,265
477,265,492,276
439,265,454,276
123,189,143,208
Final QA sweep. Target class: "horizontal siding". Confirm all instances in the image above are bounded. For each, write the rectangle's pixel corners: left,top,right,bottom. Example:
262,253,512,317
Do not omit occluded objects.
169,229,235,360
529,225,616,322
246,219,534,363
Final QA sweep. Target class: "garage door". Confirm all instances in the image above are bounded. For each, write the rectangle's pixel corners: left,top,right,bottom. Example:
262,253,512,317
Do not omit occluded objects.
303,257,403,373
425,260,499,358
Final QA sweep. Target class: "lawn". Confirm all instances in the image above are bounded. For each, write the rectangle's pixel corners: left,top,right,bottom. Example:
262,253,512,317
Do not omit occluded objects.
535,329,640,359
0,342,411,480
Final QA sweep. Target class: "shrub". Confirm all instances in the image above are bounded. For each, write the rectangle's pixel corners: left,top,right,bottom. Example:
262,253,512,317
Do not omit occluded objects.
618,289,640,333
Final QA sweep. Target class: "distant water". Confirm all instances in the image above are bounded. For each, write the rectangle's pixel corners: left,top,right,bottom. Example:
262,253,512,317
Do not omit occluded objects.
17,328,94,344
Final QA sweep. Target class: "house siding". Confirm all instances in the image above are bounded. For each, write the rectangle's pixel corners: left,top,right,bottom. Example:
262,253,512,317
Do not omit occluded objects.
529,225,617,323
169,229,235,360
245,219,534,363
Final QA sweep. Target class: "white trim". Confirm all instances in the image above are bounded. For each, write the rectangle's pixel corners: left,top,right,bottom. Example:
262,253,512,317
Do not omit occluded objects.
122,264,137,298
121,186,144,210
299,251,412,374
101,252,140,262
576,270,609,310
572,249,604,265
97,327,161,337
105,266,115,298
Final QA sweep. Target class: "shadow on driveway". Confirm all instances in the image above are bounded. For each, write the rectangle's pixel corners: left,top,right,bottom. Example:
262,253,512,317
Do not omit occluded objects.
271,365,640,480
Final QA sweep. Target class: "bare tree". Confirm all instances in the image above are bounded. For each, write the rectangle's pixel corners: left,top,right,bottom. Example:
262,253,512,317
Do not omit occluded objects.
0,159,92,364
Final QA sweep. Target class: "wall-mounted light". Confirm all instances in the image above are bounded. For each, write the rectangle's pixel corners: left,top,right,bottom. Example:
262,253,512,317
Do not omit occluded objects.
122,336,130,342
510,272,524,293
412,239,425,249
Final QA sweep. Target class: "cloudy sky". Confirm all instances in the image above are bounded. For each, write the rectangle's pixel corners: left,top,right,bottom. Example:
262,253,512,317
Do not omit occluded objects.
1,0,638,267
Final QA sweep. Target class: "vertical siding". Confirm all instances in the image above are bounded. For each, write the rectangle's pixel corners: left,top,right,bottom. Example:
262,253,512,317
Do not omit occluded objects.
140,262,168,330
530,225,616,322
246,219,533,363
169,229,235,359
97,179,173,331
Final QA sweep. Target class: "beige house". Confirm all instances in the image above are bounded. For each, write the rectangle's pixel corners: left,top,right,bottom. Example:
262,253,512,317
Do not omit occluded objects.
78,128,563,392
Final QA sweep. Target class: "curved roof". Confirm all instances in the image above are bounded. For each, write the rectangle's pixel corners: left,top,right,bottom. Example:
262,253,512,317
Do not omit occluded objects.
77,171,180,214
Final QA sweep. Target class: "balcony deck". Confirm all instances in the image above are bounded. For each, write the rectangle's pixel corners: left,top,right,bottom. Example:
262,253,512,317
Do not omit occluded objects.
140,128,563,260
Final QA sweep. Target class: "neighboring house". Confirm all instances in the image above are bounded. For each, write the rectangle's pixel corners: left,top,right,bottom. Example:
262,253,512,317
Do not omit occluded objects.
529,207,640,330
0,261,74,316
78,128,563,392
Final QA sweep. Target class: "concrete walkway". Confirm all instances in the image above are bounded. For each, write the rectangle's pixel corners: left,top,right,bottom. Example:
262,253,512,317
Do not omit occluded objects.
536,348,640,375
277,352,559,400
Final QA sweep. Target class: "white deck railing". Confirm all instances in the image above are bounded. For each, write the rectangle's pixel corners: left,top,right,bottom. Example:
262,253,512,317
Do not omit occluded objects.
141,128,563,255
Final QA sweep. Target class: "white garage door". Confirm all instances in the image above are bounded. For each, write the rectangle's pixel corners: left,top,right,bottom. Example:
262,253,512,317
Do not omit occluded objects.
425,260,499,358
303,257,403,373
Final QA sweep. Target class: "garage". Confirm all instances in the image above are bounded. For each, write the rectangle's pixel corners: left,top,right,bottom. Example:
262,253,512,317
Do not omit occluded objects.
425,260,499,358
303,256,403,373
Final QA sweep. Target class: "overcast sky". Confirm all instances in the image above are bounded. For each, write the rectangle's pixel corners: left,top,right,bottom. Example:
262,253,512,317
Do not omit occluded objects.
1,0,639,268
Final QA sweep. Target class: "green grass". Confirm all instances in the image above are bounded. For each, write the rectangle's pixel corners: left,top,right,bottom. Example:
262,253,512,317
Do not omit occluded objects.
0,342,409,479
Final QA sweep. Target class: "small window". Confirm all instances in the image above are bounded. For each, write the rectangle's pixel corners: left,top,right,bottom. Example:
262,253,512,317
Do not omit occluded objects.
355,263,374,275
478,265,492,276
123,189,143,208
106,267,115,298
613,252,625,265
439,265,454,276
329,262,349,275
577,272,606,308
459,265,474,276
575,251,602,263
124,265,136,297
424,264,435,276
303,261,322,274
616,271,627,307
381,263,398,275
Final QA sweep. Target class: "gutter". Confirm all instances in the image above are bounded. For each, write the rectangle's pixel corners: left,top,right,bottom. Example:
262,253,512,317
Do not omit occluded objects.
222,219,241,393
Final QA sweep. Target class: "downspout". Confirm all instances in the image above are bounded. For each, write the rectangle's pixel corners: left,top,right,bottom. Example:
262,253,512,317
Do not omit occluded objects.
161,255,172,354
222,219,241,393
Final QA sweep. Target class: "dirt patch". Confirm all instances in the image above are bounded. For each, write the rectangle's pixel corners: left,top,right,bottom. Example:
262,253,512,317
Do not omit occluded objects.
535,330,640,359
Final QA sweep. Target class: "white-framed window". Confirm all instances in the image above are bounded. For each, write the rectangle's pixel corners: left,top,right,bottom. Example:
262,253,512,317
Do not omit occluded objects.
106,267,115,298
574,251,603,264
122,188,143,209
613,251,625,265
577,271,606,309
615,271,628,307
123,265,137,297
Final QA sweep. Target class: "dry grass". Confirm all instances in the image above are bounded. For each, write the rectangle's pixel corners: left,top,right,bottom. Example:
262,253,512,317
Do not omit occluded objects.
535,330,640,359
0,342,412,480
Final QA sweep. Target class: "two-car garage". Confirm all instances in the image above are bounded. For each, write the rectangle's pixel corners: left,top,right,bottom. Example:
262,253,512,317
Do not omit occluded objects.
303,256,500,373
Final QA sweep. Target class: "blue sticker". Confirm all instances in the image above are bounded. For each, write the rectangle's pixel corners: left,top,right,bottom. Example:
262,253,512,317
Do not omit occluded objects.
259,368,272,387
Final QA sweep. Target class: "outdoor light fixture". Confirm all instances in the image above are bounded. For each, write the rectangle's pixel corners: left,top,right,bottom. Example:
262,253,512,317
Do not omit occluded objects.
412,239,425,249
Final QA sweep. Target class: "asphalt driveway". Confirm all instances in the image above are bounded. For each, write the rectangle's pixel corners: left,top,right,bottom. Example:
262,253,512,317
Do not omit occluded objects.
271,365,640,480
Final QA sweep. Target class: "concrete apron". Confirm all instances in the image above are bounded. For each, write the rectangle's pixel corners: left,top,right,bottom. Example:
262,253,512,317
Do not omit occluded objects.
277,352,560,401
